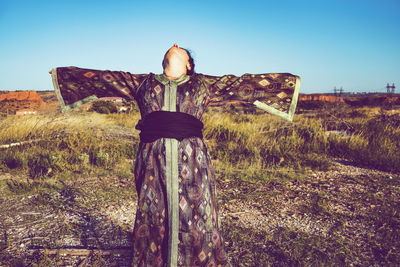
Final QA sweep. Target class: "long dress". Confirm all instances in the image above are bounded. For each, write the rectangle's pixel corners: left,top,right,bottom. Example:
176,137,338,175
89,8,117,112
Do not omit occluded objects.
51,67,300,267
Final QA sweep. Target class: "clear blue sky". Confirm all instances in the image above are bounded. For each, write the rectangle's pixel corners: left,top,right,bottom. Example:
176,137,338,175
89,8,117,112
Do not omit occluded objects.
0,0,399,93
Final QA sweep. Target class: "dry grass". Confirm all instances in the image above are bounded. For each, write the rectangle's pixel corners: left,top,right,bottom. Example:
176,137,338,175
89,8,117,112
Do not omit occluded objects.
0,112,139,179
1,106,399,181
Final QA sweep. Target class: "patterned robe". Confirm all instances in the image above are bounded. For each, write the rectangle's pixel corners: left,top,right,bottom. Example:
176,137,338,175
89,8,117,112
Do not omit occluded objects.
51,67,300,267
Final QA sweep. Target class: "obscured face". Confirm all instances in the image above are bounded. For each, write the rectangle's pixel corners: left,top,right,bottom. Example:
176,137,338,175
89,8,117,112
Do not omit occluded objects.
162,44,191,72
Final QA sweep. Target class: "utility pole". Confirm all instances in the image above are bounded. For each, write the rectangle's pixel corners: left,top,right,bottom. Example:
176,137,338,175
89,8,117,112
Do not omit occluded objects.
386,83,396,94
334,86,344,96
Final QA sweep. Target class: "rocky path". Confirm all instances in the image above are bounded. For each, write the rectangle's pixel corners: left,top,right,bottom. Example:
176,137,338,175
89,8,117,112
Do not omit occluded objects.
0,160,399,266
219,160,400,266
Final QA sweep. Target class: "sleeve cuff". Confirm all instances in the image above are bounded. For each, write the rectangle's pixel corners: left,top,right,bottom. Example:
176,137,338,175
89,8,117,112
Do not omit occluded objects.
253,76,301,122
51,68,98,113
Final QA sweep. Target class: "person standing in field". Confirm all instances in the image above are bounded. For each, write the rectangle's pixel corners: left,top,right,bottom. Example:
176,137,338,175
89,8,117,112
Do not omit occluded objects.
50,43,300,267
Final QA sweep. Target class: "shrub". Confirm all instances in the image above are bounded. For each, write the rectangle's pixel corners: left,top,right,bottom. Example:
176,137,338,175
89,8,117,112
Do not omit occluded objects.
4,156,24,169
89,101,118,114
93,150,110,166
1,152,25,170
28,153,61,179
78,153,90,166
89,148,122,169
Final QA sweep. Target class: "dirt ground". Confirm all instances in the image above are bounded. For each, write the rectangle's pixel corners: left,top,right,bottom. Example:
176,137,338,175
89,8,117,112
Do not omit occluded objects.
0,159,399,266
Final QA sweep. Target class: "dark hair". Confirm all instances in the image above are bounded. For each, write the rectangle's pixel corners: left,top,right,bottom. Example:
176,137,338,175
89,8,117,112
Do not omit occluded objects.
162,47,195,75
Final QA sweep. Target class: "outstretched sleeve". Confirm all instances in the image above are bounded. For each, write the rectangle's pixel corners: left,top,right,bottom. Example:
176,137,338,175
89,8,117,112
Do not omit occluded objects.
202,73,301,121
51,66,148,112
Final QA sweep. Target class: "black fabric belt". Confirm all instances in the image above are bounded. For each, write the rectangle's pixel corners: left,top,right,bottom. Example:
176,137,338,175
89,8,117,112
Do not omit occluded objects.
135,111,204,143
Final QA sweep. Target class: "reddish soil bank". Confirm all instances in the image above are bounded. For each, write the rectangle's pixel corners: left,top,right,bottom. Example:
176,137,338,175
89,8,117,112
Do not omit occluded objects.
300,94,345,103
0,91,44,103
0,91,46,114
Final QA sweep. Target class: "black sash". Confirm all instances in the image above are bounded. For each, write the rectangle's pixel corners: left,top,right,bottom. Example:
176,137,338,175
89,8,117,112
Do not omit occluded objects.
135,111,204,143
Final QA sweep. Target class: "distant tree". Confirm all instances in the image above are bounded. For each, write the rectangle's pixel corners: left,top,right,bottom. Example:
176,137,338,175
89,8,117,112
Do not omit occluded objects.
89,100,118,114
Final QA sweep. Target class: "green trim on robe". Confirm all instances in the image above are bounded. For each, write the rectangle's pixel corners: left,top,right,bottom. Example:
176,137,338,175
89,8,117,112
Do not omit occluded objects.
155,73,190,267
155,73,190,86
